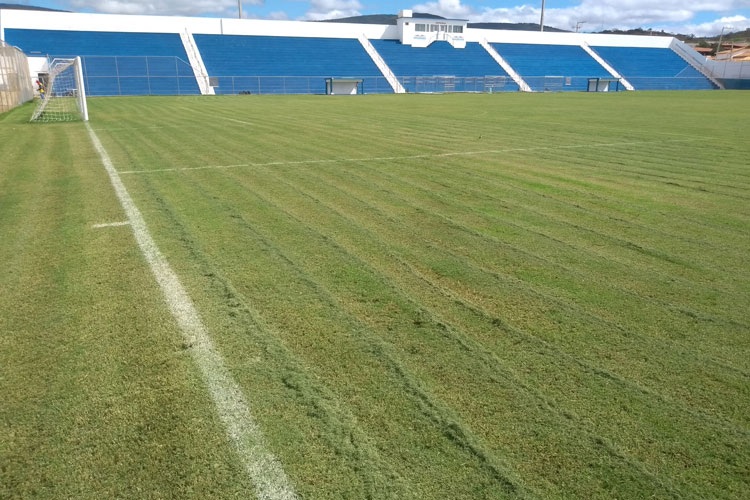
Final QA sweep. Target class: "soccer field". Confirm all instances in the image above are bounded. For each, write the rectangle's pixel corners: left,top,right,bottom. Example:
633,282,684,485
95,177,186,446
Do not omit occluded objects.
1,91,748,499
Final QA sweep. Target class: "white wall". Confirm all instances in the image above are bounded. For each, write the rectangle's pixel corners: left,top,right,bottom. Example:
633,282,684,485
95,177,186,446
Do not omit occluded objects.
0,9,398,40
705,59,750,79
1,8,674,48
469,28,674,48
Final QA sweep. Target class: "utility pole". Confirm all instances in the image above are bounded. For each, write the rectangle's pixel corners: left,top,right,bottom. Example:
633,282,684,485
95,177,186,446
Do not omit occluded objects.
238,0,242,19
716,25,732,57
540,0,545,32
575,21,585,33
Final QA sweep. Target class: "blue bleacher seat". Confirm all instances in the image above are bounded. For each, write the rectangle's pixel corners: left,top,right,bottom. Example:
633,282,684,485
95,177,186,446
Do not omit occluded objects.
194,34,385,94
590,46,715,90
491,43,611,91
369,40,517,92
4,28,200,96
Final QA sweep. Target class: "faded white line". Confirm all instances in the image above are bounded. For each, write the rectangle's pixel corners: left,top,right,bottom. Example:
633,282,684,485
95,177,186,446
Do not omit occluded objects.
92,221,130,228
117,138,691,175
177,106,254,127
92,125,196,132
85,122,297,500
222,116,254,126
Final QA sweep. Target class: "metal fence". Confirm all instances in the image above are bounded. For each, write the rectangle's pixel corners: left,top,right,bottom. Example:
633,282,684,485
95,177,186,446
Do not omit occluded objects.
0,41,34,114
211,75,516,95
709,60,750,89
397,75,514,93
624,76,716,91
78,55,200,96
28,55,733,96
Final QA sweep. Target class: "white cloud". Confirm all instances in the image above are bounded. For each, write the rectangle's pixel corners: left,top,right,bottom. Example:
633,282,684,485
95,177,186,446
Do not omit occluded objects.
69,0,261,17
655,15,750,36
411,0,750,34
266,10,290,20
299,0,363,20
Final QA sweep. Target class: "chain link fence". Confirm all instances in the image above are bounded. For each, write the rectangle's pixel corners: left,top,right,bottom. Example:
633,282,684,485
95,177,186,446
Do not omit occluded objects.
80,55,201,96
211,75,518,95
624,77,716,91
22,54,729,96
0,41,34,114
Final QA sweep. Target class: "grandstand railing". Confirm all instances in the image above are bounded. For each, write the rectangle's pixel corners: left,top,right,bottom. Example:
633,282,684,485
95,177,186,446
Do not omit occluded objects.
68,55,201,96
624,76,720,91
211,75,394,95
55,56,725,96
211,75,516,95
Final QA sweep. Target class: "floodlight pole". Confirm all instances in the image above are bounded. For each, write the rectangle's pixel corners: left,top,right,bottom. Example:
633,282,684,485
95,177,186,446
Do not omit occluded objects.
716,25,731,57
238,0,242,19
540,0,546,32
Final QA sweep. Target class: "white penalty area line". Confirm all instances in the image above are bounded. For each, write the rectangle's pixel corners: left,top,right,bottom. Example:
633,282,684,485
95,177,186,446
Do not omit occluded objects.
85,122,298,500
116,138,692,175
92,221,130,229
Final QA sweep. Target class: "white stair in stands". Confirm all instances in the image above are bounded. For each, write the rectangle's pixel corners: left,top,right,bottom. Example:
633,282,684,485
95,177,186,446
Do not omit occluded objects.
359,34,406,94
580,42,634,91
180,29,215,95
479,39,532,92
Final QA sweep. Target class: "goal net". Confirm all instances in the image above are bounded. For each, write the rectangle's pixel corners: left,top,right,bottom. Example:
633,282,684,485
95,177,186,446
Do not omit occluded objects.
31,57,88,122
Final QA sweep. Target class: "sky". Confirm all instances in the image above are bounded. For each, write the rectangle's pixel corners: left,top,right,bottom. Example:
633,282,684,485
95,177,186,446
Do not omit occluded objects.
3,0,750,35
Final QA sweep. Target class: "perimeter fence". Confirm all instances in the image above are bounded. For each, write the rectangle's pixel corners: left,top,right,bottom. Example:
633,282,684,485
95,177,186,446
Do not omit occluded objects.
29,55,729,95
0,41,34,113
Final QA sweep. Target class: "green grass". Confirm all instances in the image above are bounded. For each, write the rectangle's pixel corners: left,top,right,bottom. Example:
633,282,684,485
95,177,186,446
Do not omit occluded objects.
1,91,748,499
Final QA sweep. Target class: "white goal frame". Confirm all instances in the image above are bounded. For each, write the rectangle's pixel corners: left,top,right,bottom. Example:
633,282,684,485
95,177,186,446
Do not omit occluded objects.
31,56,88,122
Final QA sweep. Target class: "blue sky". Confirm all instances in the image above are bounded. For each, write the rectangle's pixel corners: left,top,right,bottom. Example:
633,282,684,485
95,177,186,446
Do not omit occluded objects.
4,0,750,35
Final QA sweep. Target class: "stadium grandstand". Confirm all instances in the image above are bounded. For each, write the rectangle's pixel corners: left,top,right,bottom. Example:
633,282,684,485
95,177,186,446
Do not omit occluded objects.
0,7,744,95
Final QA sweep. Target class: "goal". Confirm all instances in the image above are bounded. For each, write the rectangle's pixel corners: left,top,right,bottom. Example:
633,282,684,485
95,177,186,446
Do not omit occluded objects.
31,56,88,122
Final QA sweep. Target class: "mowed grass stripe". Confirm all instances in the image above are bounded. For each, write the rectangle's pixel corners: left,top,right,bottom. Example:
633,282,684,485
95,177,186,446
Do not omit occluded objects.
209,162,744,497
284,162,749,381
251,160,748,434
390,150,750,294
17,93,745,499
0,110,253,498
316,158,750,360
444,154,750,268
234,162,748,495
365,161,750,357
113,163,416,499
122,165,529,498
150,164,681,498
85,123,298,500
483,145,750,231
361,156,750,322
273,161,749,427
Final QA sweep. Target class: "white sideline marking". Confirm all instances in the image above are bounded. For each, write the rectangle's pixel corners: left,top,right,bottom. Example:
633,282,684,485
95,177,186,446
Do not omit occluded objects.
117,138,691,175
92,221,130,228
85,122,298,500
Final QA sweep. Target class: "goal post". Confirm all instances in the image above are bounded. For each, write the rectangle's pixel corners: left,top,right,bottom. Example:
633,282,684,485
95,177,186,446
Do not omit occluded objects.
31,56,88,122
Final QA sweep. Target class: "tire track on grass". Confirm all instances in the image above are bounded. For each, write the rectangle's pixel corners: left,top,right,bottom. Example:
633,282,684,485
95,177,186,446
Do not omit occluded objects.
444,144,750,239
420,157,749,277
247,166,699,499
343,160,750,328
547,140,750,195
191,169,534,499
129,165,413,500
294,163,750,427
279,164,749,381
361,160,750,329
274,165,750,432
